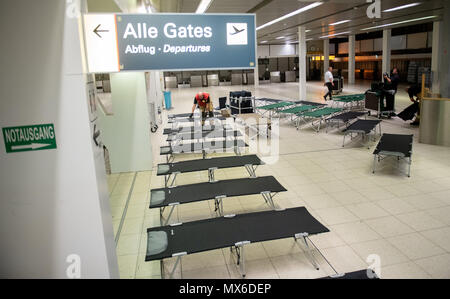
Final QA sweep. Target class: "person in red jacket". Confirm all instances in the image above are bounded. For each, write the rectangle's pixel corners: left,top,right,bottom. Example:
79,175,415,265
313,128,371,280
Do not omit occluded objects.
190,92,214,118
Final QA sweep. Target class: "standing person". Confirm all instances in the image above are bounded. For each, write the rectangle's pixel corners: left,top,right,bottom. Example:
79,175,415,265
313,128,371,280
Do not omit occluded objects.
323,66,334,101
190,92,214,118
380,67,400,115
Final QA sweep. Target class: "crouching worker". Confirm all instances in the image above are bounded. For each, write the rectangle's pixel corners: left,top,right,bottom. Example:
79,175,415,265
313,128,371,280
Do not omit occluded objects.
190,92,214,119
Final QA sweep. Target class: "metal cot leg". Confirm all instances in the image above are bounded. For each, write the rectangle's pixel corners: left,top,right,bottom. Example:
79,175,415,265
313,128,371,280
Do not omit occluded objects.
166,172,179,188
261,191,276,209
294,233,319,270
408,156,412,177
167,252,186,279
214,195,226,216
208,167,218,183
244,164,257,178
234,241,250,278
162,203,179,226
372,154,377,174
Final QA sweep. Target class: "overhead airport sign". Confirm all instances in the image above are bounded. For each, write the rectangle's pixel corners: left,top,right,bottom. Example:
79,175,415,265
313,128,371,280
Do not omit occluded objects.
83,13,256,72
2,124,57,153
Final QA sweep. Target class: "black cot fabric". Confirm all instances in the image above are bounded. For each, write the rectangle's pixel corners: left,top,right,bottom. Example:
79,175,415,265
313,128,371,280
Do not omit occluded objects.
168,113,193,119
168,112,220,119
397,102,419,121
163,125,231,135
166,130,242,142
160,139,247,155
343,119,381,134
319,270,379,279
157,155,262,175
373,134,413,157
146,207,329,261
328,111,367,122
150,176,286,208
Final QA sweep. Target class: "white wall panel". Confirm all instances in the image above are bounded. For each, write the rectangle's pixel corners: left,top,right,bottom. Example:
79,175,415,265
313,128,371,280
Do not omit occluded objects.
360,39,374,52
392,35,407,50
257,45,270,58
270,44,296,56
407,32,428,49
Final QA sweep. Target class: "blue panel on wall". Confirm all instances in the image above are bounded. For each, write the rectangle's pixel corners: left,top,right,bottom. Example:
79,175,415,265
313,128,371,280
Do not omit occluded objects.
115,14,256,71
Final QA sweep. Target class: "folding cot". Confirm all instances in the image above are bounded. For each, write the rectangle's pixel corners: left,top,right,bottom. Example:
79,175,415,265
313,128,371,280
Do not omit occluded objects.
168,116,227,124
256,101,295,118
234,113,272,139
373,134,413,177
168,112,221,119
278,105,319,125
166,129,242,143
163,124,231,135
325,111,368,132
296,107,343,132
157,155,263,187
255,98,284,106
145,207,329,278
332,94,365,110
342,119,382,147
150,175,287,225
160,139,248,162
294,100,326,107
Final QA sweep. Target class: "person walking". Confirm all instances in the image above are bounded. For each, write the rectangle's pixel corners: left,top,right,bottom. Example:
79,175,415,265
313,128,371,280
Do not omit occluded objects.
324,66,334,101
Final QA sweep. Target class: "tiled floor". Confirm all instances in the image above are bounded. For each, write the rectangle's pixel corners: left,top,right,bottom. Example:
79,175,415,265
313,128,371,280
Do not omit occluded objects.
109,80,450,279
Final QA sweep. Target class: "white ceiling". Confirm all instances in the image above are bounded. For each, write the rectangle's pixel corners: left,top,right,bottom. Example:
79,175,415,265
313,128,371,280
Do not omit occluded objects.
175,0,444,44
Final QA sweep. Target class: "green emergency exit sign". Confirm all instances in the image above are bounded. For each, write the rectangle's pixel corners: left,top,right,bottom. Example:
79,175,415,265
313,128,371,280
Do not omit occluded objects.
2,124,57,153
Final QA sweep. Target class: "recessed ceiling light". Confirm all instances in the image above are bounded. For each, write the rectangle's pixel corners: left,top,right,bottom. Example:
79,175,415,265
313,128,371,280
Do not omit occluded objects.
260,40,268,43
329,20,351,26
256,2,323,30
361,15,436,31
275,36,285,39
305,29,311,33
319,31,351,38
383,2,421,12
195,0,213,14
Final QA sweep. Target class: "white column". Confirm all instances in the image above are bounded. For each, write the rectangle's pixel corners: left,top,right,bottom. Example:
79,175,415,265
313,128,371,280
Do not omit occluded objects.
441,2,450,98
0,0,119,278
323,39,330,75
298,26,307,101
348,35,356,85
254,51,259,86
101,72,153,173
431,21,442,94
382,29,391,80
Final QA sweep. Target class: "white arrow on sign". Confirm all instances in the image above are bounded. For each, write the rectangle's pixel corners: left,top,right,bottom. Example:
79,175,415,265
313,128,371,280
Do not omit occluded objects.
83,14,120,73
11,143,52,151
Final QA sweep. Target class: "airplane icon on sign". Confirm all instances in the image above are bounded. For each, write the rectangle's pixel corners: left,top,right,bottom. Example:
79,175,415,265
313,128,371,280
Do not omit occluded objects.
230,26,245,35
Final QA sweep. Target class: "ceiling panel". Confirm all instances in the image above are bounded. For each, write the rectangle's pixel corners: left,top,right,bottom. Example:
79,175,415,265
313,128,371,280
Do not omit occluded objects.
255,0,444,44
206,0,262,13
178,0,444,44
179,0,201,13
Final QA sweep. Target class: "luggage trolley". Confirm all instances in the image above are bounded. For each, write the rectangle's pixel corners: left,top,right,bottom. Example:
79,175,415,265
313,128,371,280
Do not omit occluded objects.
229,91,255,115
